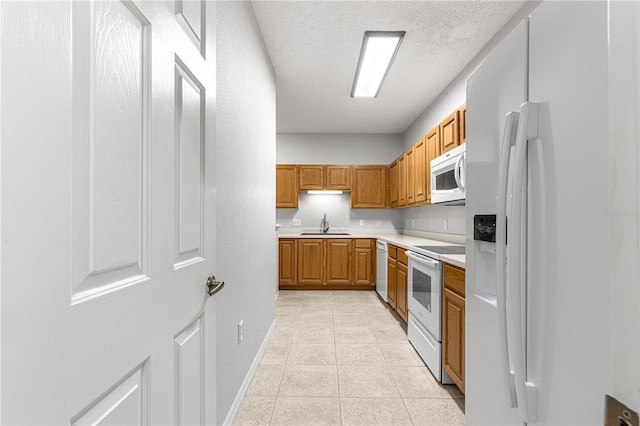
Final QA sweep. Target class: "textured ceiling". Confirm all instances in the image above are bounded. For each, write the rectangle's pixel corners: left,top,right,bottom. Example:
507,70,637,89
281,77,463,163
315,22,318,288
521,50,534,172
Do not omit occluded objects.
251,1,526,134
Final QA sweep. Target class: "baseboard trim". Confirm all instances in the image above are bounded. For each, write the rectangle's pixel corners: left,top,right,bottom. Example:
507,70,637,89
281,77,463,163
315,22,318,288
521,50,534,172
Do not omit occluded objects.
222,318,276,426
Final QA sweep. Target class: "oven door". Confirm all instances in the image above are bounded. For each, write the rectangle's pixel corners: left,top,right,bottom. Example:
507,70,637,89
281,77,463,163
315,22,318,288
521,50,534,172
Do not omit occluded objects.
406,250,443,341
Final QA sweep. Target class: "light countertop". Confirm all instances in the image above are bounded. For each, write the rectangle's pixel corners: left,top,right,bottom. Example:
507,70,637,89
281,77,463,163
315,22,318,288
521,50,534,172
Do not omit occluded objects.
278,228,466,268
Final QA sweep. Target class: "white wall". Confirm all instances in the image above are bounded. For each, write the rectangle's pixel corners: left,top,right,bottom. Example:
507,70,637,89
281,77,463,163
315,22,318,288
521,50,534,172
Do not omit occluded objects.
277,193,402,231
277,133,403,164
216,2,277,423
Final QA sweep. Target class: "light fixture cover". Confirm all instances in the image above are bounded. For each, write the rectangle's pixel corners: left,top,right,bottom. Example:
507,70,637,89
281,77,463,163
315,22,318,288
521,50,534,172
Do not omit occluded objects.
307,190,344,195
351,31,405,98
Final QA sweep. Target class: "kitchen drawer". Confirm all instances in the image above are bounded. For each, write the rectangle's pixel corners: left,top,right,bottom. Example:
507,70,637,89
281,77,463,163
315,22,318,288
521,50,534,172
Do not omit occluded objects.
389,245,397,259
354,238,373,248
397,249,408,266
443,263,465,297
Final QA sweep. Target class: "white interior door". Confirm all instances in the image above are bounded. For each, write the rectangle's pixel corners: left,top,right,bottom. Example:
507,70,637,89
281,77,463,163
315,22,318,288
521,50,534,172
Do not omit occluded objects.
1,1,218,424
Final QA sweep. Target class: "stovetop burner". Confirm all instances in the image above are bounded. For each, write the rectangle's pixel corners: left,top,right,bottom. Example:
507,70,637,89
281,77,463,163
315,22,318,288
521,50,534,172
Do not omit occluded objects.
414,245,465,255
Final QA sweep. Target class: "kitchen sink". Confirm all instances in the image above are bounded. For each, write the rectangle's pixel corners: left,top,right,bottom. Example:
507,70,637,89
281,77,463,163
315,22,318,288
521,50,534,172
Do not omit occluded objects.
299,232,351,236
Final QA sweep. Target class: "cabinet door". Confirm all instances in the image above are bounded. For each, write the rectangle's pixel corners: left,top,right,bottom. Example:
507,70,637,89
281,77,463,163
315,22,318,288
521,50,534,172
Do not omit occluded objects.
406,147,415,205
398,155,407,206
351,165,387,209
440,110,460,154
426,127,440,204
297,239,324,284
353,239,375,285
458,104,466,145
389,160,399,208
326,165,351,190
276,165,298,208
278,239,297,285
299,165,324,190
397,261,408,322
387,257,397,309
326,239,352,285
413,137,427,204
443,287,465,393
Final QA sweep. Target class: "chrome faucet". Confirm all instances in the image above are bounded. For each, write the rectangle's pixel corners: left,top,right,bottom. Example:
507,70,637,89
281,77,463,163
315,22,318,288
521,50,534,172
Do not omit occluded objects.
321,214,330,234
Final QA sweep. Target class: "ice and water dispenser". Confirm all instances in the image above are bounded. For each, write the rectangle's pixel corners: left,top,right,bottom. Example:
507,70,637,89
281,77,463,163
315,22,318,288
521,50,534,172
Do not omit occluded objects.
473,215,498,304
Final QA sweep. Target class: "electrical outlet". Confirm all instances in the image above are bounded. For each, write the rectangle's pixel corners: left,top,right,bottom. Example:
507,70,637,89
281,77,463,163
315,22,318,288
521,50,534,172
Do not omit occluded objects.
411,219,415,228
376,220,381,226
293,219,301,226
238,320,244,344
443,219,448,230
359,219,365,226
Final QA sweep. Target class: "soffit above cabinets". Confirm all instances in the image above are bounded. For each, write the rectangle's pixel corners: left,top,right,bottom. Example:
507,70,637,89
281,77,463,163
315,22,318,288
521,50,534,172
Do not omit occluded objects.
251,1,527,134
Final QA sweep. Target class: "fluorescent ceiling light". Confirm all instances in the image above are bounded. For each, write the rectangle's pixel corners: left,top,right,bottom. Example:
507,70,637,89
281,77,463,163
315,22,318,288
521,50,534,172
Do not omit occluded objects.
351,31,405,98
307,190,344,195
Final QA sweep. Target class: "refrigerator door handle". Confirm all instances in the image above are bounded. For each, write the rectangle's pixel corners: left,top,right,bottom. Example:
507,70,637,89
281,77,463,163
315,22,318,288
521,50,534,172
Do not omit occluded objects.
497,111,520,408
509,102,540,423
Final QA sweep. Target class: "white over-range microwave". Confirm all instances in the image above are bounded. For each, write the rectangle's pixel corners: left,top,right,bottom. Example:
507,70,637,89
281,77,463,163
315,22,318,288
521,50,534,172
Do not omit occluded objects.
430,143,466,205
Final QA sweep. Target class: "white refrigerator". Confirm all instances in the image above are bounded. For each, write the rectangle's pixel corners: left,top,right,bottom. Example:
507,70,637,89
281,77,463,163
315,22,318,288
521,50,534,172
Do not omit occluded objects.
466,1,633,424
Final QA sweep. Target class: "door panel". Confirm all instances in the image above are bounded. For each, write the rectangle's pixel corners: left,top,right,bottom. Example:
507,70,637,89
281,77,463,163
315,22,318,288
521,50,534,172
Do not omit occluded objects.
71,363,149,426
174,60,205,267
1,1,217,424
174,316,205,425
72,0,151,300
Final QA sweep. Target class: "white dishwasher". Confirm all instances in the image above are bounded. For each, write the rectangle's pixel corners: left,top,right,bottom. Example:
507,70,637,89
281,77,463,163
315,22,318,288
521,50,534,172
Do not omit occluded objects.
375,240,388,302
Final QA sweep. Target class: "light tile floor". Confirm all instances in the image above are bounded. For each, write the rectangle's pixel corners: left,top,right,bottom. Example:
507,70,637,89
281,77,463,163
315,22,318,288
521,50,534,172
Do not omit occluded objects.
234,290,465,426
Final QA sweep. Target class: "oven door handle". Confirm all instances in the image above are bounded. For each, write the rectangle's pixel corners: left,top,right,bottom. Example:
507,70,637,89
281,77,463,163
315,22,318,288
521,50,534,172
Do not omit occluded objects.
406,251,441,269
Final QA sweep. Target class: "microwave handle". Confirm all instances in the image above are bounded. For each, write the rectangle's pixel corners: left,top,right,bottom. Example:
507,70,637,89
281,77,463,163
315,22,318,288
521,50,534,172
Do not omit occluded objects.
454,153,465,192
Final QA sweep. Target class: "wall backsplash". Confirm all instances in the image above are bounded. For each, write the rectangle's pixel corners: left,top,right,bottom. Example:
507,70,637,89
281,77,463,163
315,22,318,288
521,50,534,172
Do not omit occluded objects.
276,193,402,230
402,205,466,235
276,193,465,235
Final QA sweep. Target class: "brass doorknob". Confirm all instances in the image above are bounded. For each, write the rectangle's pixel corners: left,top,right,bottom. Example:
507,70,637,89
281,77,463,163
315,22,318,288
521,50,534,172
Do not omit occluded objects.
207,275,224,296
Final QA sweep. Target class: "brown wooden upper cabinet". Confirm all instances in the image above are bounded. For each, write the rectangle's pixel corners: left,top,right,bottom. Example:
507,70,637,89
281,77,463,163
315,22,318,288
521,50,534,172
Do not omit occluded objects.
425,127,441,204
351,165,388,209
398,155,407,207
440,110,460,154
276,164,298,208
299,165,351,191
406,147,415,205
389,159,399,208
413,137,427,204
458,104,466,145
298,165,324,190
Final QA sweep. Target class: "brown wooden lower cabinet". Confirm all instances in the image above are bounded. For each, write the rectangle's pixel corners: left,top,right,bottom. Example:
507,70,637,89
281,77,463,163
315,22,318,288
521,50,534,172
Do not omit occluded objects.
278,238,375,289
326,239,352,285
278,239,297,285
442,263,466,393
387,256,397,309
396,261,408,322
297,239,324,284
353,239,375,286
386,244,407,322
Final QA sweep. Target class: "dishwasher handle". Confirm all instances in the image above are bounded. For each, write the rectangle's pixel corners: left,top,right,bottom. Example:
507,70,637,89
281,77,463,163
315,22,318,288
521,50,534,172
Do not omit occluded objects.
376,240,388,251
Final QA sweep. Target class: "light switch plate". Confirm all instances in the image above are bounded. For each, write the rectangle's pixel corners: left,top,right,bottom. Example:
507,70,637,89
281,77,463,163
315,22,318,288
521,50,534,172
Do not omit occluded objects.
605,394,638,426
359,220,364,226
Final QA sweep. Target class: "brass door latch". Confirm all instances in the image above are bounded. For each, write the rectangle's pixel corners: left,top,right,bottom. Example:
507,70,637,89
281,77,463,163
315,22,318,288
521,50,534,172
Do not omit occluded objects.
206,275,224,296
